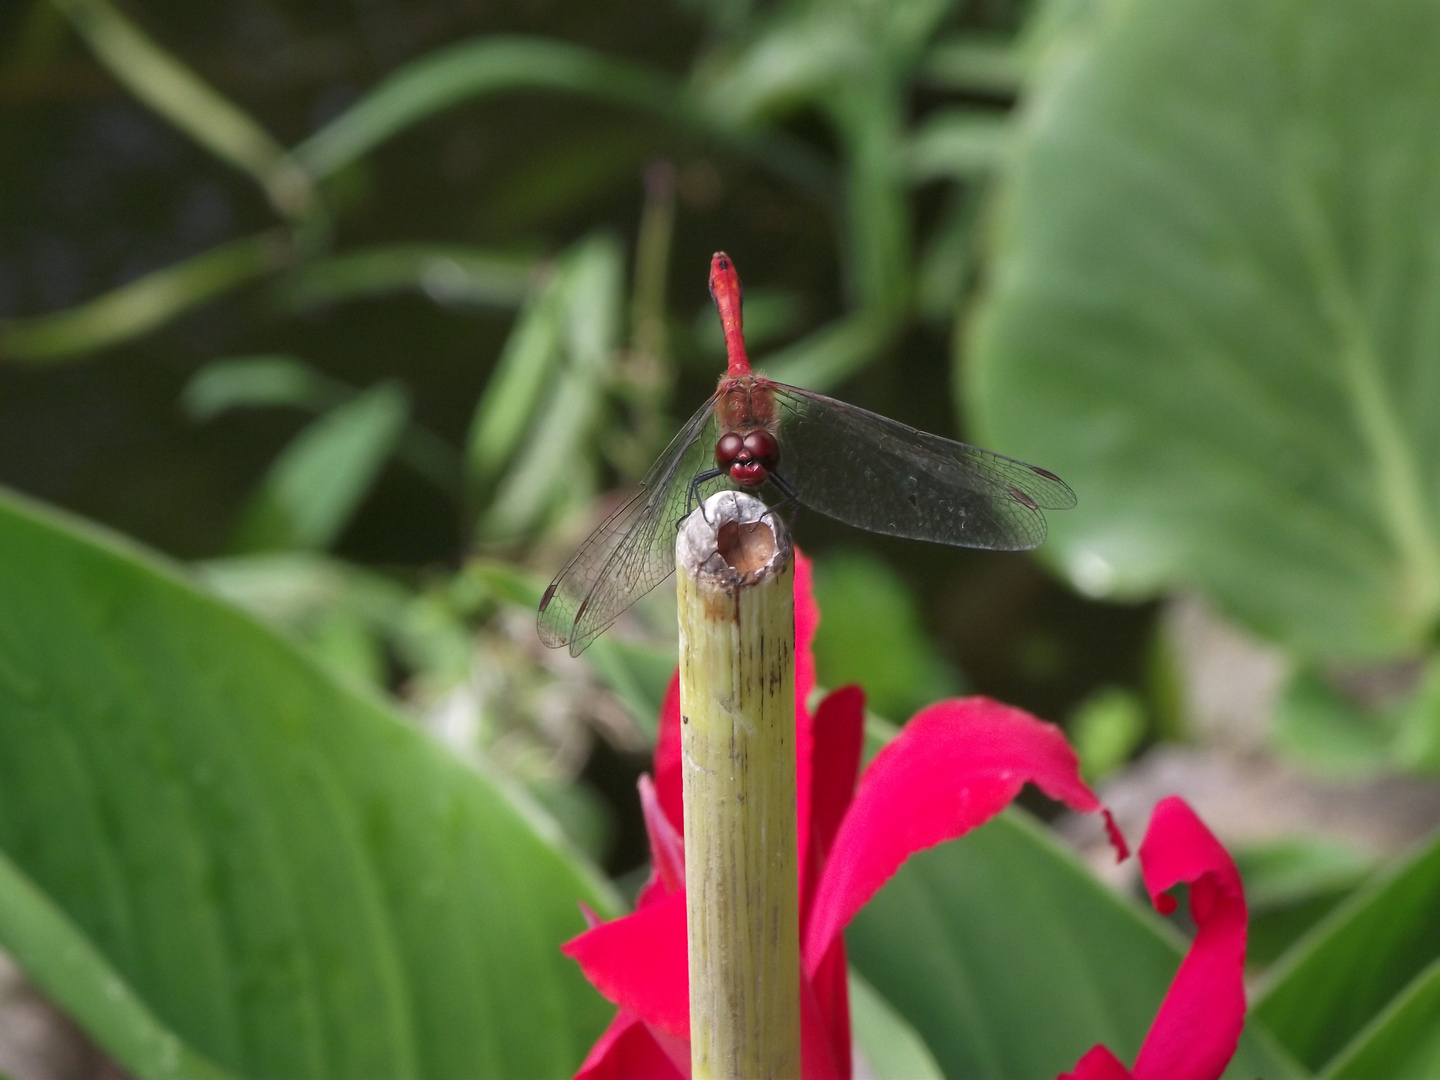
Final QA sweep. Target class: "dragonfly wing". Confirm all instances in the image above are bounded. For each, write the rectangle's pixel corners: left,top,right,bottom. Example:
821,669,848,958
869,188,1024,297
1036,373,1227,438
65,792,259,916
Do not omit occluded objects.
771,383,1074,551
538,392,721,655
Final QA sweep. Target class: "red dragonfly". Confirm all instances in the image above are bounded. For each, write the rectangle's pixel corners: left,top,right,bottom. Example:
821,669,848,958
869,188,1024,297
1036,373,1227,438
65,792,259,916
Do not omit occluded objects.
539,252,1074,655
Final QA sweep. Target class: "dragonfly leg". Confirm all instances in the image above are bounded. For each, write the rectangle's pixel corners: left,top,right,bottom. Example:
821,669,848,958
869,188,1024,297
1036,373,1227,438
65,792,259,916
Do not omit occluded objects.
768,469,799,506
685,468,725,522
768,470,802,528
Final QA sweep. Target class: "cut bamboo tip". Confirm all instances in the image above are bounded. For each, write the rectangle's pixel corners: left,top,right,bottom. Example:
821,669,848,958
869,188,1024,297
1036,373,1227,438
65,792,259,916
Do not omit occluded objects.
677,491,799,1080
675,490,790,582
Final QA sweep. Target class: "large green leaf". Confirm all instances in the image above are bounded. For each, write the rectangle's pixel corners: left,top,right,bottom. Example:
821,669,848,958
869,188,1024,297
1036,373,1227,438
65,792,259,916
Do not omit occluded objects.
966,0,1440,660
846,809,1300,1080
0,847,232,1080
1254,826,1440,1074
0,489,617,1078
1323,957,1440,1079
847,968,944,1080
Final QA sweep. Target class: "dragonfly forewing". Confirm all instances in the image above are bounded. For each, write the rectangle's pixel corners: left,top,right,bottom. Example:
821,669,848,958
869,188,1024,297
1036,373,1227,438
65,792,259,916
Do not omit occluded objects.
771,383,1074,551
538,392,721,655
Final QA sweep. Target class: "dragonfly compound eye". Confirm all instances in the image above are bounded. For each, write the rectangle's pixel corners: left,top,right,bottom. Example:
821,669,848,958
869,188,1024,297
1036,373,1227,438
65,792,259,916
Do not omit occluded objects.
716,431,746,466
742,429,779,468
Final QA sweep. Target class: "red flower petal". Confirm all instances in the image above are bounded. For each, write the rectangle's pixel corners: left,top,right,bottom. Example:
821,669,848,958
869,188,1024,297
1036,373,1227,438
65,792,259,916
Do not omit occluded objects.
799,963,845,1080
792,552,822,889
636,774,685,909
654,672,684,833
800,685,865,931
562,890,690,1038
573,1011,686,1080
803,697,1121,969
566,893,848,1079
1130,797,1247,1080
794,550,818,709
1059,1045,1133,1080
807,938,852,1080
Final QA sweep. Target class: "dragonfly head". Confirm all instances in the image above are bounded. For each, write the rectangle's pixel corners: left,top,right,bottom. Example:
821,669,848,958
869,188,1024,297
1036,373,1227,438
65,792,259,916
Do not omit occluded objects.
716,428,779,487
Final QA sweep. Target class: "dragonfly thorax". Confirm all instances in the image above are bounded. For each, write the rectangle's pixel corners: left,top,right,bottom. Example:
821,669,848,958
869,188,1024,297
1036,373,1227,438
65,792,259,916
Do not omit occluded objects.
713,373,781,487
716,428,779,487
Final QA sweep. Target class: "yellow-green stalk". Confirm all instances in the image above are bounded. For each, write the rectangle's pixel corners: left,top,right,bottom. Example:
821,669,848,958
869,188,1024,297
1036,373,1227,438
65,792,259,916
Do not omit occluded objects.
676,490,800,1080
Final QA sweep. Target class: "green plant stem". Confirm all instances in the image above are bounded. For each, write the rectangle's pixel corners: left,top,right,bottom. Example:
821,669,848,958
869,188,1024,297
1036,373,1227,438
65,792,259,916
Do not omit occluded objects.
676,492,799,1079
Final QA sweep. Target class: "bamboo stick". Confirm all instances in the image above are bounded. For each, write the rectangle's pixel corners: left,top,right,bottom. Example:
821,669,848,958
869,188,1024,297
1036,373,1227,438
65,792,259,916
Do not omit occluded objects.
676,490,800,1080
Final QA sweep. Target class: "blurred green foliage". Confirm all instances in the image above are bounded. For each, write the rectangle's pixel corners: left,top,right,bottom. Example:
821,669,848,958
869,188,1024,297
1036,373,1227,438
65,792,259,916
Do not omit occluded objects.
1233,836,1375,967
4,0,1440,1073
1068,685,1146,783
811,549,963,721
969,0,1440,663
3,0,1050,752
